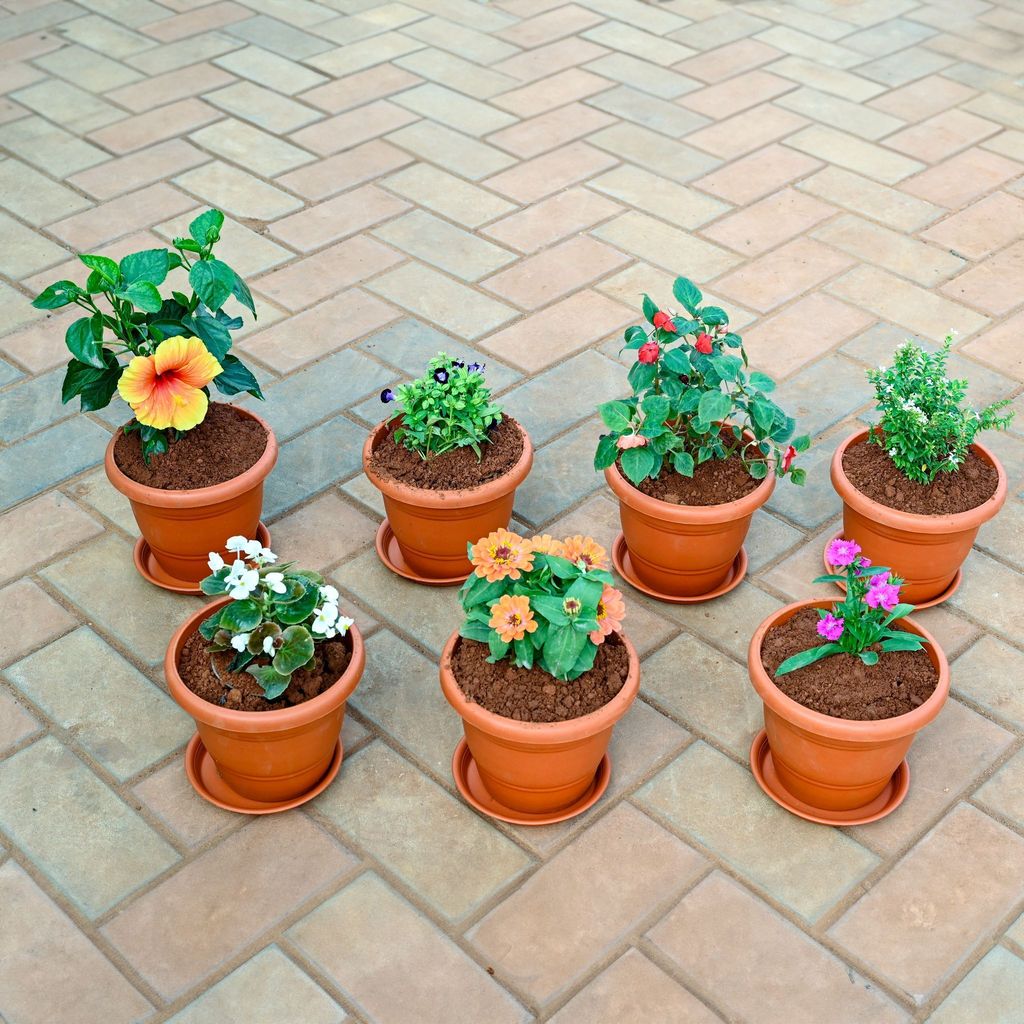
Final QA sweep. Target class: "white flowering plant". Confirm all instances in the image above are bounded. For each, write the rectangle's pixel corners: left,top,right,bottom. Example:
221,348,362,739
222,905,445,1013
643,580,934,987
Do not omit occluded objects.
866,337,1013,485
198,537,353,700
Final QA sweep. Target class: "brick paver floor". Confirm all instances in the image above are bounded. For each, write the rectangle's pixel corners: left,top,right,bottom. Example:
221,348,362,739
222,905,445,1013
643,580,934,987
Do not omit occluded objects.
1,0,1024,1020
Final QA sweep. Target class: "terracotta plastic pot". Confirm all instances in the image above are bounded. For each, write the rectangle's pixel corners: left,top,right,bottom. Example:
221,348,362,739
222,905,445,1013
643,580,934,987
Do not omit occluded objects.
166,597,364,803
439,630,640,816
605,455,774,598
105,406,278,588
363,418,533,583
831,428,1007,605
749,599,949,813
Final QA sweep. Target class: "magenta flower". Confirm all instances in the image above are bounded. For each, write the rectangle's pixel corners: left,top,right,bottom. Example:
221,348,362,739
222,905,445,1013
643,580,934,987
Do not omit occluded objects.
827,538,862,568
865,573,901,612
817,613,844,642
855,556,872,575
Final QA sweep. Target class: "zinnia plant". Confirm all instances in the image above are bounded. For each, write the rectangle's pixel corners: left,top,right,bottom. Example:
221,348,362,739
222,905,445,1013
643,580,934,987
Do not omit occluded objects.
866,337,1013,485
380,352,501,460
32,208,263,462
199,537,353,700
593,275,809,486
459,530,626,681
775,537,925,677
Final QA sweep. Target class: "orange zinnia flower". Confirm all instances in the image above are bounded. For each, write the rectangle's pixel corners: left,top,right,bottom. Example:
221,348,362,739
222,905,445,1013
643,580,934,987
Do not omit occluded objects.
470,528,534,582
489,594,538,644
590,584,626,645
561,535,609,571
530,534,565,557
118,336,222,431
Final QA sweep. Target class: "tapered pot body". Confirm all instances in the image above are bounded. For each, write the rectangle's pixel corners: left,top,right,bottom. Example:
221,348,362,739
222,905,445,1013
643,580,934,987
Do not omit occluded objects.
440,631,640,814
166,598,364,802
831,429,1006,605
105,407,278,586
605,458,774,597
363,419,533,581
749,600,949,812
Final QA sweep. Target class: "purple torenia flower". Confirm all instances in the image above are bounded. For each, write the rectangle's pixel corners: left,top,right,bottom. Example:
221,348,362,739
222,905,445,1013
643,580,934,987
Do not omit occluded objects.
380,388,395,403
827,537,862,568
433,368,449,384
467,362,485,373
865,572,901,612
817,613,844,642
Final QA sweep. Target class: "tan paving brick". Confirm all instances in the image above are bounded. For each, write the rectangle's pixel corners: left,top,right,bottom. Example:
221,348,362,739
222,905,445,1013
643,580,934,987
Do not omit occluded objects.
680,69,795,120
125,31,243,75
88,97,221,154
215,43,328,95
265,491,377,570
484,140,618,203
776,85,905,141
393,81,516,136
869,74,978,122
940,241,1024,317
11,78,123,132
487,101,614,158
675,37,782,83
290,98,418,155
301,61,421,113
769,54,886,101
33,45,141,93
589,163,728,227
787,124,925,184
921,192,1024,260
68,138,210,201
2,115,109,176
279,139,412,200
174,161,301,220
686,101,808,159
899,146,1024,208
192,118,314,178
155,212,292,278
104,61,235,112
144,0,250,42
482,186,618,251
961,309,1024,377
701,187,836,256
885,108,1000,165
396,45,517,99
404,15,520,65
693,142,821,205
0,579,76,667
132,758,237,849
387,119,517,180
498,3,603,48
270,184,408,251
930,946,1024,1024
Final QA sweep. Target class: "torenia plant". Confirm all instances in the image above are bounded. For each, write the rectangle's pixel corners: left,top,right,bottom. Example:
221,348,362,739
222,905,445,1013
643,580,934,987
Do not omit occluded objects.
380,352,501,460
594,275,809,487
866,337,1013,485
199,537,353,700
459,531,626,681
775,538,925,677
32,209,263,462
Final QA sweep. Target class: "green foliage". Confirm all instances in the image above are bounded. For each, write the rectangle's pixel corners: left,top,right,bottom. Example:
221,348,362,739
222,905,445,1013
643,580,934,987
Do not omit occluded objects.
384,353,503,461
593,276,809,487
32,209,263,463
866,337,1013,485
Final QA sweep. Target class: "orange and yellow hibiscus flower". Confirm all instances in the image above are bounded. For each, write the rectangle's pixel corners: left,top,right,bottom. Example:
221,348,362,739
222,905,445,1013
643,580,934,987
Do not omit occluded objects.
589,584,625,645
489,594,538,643
118,336,222,431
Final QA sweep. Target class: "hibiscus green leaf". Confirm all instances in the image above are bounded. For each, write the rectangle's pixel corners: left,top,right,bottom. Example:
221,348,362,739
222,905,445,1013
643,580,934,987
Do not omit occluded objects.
123,281,163,314
65,316,106,369
79,254,120,286
189,258,235,312
219,599,263,633
120,248,169,286
214,354,263,400
672,277,702,315
272,625,315,676
248,665,290,700
189,208,225,247
182,308,231,361
32,280,83,309
230,269,257,317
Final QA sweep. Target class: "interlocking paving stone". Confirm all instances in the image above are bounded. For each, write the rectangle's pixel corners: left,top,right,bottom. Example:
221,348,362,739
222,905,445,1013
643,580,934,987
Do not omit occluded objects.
638,742,880,922
132,758,238,849
949,635,1024,728
0,492,102,586
0,689,40,755
482,186,621,252
0,578,77,667
929,946,1024,1024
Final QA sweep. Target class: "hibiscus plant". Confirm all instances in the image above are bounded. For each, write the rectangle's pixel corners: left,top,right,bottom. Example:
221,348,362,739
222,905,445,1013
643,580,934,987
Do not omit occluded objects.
775,538,925,677
459,530,626,681
380,352,500,459
199,536,353,700
32,209,263,462
594,275,809,487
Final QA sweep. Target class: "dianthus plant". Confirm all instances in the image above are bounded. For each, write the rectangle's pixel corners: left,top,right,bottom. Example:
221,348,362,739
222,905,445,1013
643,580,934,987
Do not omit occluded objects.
866,337,1013,485
458,531,626,682
593,276,809,487
199,537,353,700
775,538,925,677
379,352,502,460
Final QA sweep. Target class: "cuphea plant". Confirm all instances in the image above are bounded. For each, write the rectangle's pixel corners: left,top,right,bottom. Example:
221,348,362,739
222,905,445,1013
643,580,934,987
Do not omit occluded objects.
866,337,1013,485
459,530,626,681
199,537,353,700
775,538,925,677
32,209,263,461
380,352,501,459
593,275,809,487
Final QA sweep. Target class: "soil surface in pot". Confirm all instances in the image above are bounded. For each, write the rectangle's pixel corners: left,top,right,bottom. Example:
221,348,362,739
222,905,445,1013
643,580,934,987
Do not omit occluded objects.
114,403,268,490
179,629,352,712
762,608,938,720
452,635,629,723
368,415,524,491
842,438,997,515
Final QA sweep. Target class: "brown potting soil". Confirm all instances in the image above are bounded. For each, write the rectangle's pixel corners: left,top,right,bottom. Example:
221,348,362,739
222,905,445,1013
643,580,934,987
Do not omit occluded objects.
761,608,938,721
452,634,629,723
842,438,997,515
114,402,268,490
369,414,524,491
179,628,352,712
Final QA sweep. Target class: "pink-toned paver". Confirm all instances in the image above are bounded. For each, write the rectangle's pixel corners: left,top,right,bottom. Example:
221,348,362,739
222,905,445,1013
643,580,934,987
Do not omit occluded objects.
0,1,1022,1021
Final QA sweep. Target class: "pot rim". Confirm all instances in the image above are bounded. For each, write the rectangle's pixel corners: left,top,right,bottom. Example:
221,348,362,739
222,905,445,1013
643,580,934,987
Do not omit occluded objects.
165,596,365,733
439,629,641,742
105,404,279,509
363,415,534,508
748,598,950,741
831,427,1007,534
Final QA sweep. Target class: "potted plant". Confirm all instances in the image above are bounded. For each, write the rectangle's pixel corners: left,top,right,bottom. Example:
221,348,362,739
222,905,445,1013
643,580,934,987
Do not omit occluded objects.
749,537,949,825
363,353,533,585
594,276,808,602
830,337,1011,606
32,209,276,593
439,530,640,824
165,537,364,813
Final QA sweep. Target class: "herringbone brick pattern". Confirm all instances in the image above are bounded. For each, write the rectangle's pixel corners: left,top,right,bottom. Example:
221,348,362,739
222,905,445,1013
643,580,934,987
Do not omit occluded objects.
1,0,1024,1020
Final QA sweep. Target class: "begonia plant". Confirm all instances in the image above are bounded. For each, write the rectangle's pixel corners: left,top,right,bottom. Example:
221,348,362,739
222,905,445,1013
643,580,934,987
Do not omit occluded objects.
594,275,809,486
32,209,263,462
199,537,353,700
459,530,626,681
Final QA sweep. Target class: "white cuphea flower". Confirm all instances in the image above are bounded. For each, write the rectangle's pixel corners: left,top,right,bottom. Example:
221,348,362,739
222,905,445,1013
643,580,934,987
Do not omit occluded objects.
263,635,276,656
208,551,225,572
319,584,339,604
231,633,250,652
264,572,287,594
225,536,249,553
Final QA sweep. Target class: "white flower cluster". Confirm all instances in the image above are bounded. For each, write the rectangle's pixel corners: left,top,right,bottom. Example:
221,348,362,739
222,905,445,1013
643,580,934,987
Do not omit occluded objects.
311,584,354,639
207,536,279,600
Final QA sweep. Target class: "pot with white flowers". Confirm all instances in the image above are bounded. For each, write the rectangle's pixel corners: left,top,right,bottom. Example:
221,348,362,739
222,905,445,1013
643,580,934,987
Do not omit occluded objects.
830,337,1011,606
748,538,949,826
165,537,364,813
364,353,533,586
